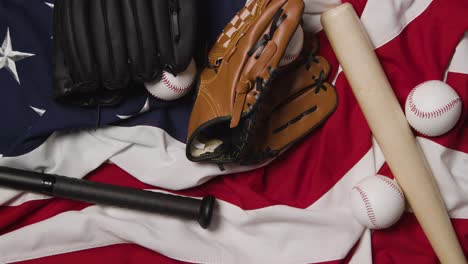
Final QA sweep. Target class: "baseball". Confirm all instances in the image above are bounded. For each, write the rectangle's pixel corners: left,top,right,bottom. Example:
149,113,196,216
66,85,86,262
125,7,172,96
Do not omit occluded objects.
350,175,406,229
145,58,197,101
405,80,462,137
279,24,304,67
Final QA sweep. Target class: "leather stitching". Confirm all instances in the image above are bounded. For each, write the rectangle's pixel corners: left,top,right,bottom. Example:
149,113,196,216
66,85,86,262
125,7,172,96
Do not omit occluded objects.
200,89,220,116
200,89,220,117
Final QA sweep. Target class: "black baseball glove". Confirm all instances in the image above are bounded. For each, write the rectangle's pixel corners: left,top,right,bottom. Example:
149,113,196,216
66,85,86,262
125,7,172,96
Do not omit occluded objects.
52,0,198,106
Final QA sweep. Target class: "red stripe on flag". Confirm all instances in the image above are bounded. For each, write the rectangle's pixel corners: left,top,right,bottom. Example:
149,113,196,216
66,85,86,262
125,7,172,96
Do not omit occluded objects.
0,198,89,236
0,165,150,236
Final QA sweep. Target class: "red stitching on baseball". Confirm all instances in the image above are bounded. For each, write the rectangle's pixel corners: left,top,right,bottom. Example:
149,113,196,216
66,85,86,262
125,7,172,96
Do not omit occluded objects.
376,176,405,202
353,186,381,229
408,85,461,119
161,71,194,94
282,53,299,62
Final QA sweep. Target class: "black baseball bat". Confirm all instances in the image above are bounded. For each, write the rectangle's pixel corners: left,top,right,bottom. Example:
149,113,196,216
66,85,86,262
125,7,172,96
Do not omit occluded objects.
0,166,215,229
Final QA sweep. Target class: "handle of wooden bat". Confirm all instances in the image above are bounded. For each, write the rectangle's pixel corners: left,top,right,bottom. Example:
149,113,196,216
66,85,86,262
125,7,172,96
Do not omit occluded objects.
320,3,466,263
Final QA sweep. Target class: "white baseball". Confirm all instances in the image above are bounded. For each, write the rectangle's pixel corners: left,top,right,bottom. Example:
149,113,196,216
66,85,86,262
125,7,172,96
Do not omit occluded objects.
279,24,304,67
405,80,462,137
350,175,406,229
145,58,196,101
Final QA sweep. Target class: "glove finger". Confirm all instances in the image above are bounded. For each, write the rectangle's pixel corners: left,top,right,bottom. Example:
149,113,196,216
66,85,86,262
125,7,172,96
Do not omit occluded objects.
258,56,331,110
245,30,330,112
151,0,197,74
258,61,337,153
120,0,160,82
268,83,336,148
52,0,73,101
89,0,130,92
59,0,99,92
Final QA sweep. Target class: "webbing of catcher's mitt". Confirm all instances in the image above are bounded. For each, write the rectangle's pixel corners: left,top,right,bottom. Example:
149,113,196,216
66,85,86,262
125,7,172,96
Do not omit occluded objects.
186,0,337,165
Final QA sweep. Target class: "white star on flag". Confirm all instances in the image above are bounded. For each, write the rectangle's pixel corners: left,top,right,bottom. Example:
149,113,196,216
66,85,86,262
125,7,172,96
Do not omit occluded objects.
0,28,35,84
30,106,46,116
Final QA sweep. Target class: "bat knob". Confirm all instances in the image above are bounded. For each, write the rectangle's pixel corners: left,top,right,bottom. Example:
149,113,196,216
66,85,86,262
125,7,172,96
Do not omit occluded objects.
198,195,216,229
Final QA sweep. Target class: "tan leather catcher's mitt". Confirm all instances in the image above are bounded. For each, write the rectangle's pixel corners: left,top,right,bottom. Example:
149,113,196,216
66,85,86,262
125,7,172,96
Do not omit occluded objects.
186,0,337,165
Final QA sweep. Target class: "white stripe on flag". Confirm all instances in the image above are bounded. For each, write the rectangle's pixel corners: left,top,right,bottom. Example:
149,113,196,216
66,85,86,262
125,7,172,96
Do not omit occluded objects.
0,147,375,264
361,0,433,48
446,32,468,75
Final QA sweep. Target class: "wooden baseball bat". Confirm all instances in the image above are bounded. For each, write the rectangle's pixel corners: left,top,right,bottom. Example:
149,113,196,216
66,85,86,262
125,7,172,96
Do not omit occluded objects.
320,3,466,263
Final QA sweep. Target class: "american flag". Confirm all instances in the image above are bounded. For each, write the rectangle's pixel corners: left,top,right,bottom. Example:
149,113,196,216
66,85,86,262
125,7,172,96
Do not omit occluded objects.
0,0,467,263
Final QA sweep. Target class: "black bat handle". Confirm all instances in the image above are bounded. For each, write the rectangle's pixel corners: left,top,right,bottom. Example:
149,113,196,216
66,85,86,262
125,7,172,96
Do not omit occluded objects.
0,166,215,229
